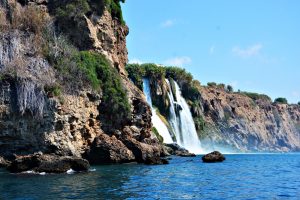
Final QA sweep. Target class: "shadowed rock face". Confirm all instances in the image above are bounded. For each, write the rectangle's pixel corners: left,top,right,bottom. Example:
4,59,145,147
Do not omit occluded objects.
202,151,225,163
0,0,166,168
85,133,135,164
7,153,90,173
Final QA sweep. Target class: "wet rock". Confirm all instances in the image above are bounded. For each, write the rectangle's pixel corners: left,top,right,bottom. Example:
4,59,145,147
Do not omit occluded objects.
0,156,10,168
164,143,196,157
202,151,225,163
7,154,90,173
85,134,135,164
144,157,169,165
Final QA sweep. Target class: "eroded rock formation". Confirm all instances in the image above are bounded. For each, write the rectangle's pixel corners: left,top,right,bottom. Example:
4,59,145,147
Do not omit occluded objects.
198,87,300,152
0,0,166,171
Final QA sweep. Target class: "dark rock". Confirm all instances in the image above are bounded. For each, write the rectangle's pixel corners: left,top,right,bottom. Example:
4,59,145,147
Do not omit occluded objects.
85,134,135,164
175,151,197,157
144,157,169,165
7,154,90,173
121,130,163,164
202,151,225,163
164,143,196,157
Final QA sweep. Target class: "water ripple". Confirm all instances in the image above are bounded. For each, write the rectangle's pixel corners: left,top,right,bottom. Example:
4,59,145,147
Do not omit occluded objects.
0,154,300,199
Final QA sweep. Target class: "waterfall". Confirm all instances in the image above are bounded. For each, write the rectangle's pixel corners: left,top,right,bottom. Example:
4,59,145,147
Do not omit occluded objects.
142,78,173,144
166,79,203,154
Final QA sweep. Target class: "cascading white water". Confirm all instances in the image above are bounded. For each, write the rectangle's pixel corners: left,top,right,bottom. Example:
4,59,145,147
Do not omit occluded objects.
166,79,203,154
143,78,173,143
166,80,182,143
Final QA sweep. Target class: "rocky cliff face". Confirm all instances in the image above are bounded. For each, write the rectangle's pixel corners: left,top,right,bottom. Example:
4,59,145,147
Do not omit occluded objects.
0,0,166,166
198,87,300,152
85,9,129,75
128,63,300,153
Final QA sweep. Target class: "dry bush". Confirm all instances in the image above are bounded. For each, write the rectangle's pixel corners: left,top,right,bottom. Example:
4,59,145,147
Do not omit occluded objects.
0,7,8,31
10,4,51,35
3,56,27,77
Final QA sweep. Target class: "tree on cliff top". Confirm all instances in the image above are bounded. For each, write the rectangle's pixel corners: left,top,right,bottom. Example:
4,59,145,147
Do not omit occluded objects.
274,97,288,104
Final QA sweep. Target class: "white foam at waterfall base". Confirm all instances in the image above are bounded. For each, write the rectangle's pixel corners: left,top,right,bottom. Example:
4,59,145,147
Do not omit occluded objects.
166,79,203,154
143,78,173,144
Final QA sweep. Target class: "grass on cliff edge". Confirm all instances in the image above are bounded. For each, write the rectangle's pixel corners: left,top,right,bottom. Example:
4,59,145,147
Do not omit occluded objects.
74,51,131,128
126,63,201,102
51,0,126,25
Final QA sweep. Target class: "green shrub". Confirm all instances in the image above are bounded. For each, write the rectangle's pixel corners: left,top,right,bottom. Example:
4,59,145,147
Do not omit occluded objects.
152,127,163,143
194,115,206,131
142,63,165,80
240,92,271,101
105,0,126,25
298,102,300,106
126,64,145,90
274,97,288,104
227,85,233,92
165,67,193,84
51,0,90,24
44,84,61,97
49,0,92,49
207,82,217,87
217,83,225,90
74,51,131,129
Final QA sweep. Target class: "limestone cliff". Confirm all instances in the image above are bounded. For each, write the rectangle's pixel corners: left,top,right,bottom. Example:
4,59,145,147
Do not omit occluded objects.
0,0,165,165
198,86,300,152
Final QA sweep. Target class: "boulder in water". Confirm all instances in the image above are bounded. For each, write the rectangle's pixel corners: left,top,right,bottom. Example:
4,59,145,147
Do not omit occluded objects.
164,143,196,157
7,153,90,173
202,151,225,163
144,157,169,165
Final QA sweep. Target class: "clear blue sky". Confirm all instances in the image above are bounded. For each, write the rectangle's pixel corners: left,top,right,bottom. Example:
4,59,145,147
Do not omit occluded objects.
122,0,300,103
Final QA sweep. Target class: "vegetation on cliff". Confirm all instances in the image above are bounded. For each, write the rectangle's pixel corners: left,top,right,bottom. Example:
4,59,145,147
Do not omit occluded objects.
274,97,288,104
48,0,126,49
74,51,131,129
238,91,271,102
105,0,126,24
0,1,130,128
126,63,201,102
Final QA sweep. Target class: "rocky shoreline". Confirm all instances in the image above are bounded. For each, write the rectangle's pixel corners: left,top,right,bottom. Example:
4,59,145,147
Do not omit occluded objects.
0,143,198,173
0,0,299,175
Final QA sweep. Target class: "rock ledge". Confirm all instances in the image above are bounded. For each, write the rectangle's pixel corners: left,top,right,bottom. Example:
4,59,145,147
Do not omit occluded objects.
7,154,90,173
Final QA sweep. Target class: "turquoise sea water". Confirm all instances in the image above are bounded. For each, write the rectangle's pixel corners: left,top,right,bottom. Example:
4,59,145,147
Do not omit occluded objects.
0,154,300,200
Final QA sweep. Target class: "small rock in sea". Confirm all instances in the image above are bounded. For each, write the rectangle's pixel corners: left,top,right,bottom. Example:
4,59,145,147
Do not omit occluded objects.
202,151,225,163
144,157,169,165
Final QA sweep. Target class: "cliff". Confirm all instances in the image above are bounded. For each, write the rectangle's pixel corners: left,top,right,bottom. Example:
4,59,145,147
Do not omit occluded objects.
126,64,300,153
198,86,300,152
0,0,166,167
1,0,299,171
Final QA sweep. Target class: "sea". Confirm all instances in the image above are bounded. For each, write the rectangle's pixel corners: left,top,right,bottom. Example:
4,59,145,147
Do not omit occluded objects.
0,154,299,200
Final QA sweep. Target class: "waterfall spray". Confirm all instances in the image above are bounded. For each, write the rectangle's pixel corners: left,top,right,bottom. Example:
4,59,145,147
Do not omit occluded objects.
143,78,173,143
166,79,203,154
